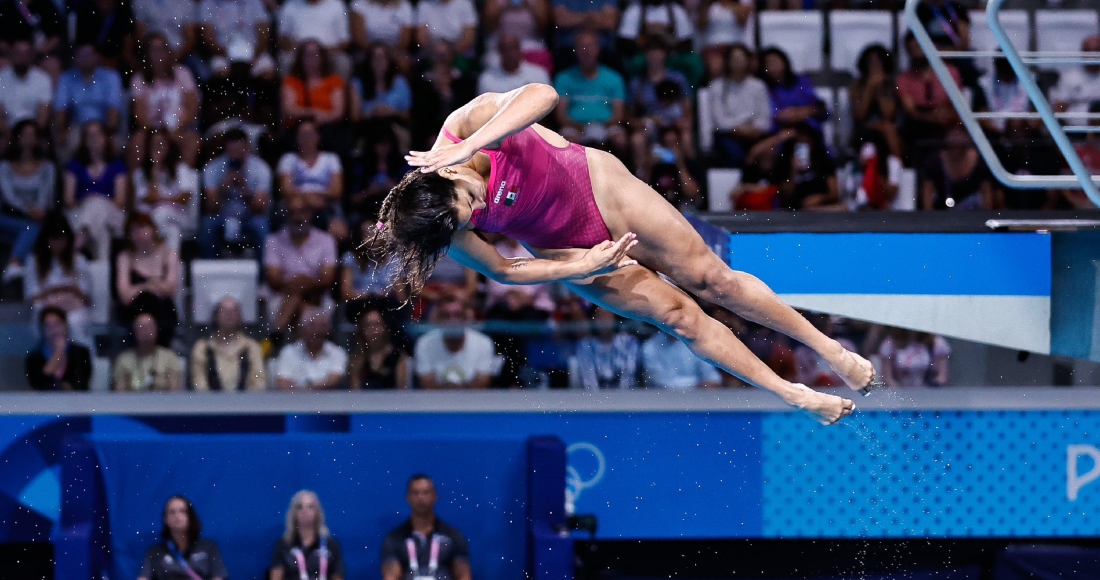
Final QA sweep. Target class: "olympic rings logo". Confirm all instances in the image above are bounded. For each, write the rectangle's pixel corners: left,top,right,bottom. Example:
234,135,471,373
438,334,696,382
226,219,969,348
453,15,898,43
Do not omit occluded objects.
565,442,606,511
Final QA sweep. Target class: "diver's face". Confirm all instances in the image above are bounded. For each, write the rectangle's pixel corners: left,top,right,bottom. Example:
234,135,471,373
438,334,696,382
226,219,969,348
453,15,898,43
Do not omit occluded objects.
439,166,487,228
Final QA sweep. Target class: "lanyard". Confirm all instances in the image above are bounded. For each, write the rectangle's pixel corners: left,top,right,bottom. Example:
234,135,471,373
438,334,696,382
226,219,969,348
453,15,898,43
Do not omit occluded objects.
406,534,440,576
929,3,962,47
291,536,328,580
166,540,205,580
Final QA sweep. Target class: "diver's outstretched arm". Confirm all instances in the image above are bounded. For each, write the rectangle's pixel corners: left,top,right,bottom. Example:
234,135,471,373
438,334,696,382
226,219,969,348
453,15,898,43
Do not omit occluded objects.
448,229,638,286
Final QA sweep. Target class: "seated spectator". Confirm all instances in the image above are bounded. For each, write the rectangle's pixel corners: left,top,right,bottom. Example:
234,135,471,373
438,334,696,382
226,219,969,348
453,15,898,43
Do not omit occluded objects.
270,490,346,580
915,0,978,87
553,30,628,153
980,58,1032,135
759,47,826,137
897,33,962,163
53,45,124,155
846,132,902,211
920,125,995,210
281,41,348,136
477,33,551,96
200,128,272,258
72,0,136,69
25,307,92,391
116,213,182,347
382,474,471,580
793,313,858,388
705,44,771,167
646,126,701,209
482,235,554,388
641,331,721,389
0,120,54,281
879,328,950,388
133,0,198,65
130,33,201,167
348,126,407,221
112,312,184,391
264,195,338,332
199,0,275,79
25,214,91,345
63,121,127,261
629,37,695,177
850,44,902,160
277,0,352,75
410,41,477,149
350,45,412,138
349,307,409,389
274,308,347,390
1051,35,1100,128
699,0,753,57
277,120,346,241
575,306,639,390
773,122,842,211
138,496,228,580
414,296,494,389
190,296,266,391
551,0,619,59
341,222,407,321
132,131,197,251
482,0,551,73
0,40,53,139
0,1,63,66
351,0,415,54
415,0,478,56
618,0,695,56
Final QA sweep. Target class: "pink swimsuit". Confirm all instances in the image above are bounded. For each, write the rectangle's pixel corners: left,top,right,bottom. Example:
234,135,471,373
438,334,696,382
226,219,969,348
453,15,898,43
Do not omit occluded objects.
441,126,612,249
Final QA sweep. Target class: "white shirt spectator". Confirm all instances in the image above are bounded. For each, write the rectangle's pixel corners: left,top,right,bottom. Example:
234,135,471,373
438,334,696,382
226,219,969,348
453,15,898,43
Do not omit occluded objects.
707,76,772,133
278,0,351,49
351,0,415,47
414,328,495,386
415,0,478,45
641,332,721,390
1051,67,1100,126
199,0,270,58
879,334,951,388
477,61,551,95
277,151,342,195
702,0,753,48
618,1,695,43
0,66,53,126
133,0,197,52
132,165,199,215
275,340,348,388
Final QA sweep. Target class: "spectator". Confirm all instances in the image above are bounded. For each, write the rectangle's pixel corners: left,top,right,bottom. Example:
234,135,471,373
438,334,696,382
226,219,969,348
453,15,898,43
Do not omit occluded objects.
348,124,408,221
53,45,124,152
1051,35,1100,128
0,40,53,138
25,306,92,391
414,296,495,389
341,222,407,321
190,296,266,391
350,44,412,137
200,128,272,258
198,0,274,80
410,41,476,149
263,195,338,333
482,235,554,388
574,306,639,390
482,0,551,73
349,307,409,389
477,33,551,95
980,57,1032,134
705,43,772,167
896,33,961,163
773,122,842,210
551,0,619,57
277,120,346,241
270,490,346,580
846,132,902,211
553,30,628,153
277,0,352,74
116,213,182,347
63,121,127,261
920,125,995,210
381,475,472,580
351,0,415,53
72,0,136,68
130,33,201,167
914,0,978,88
0,0,63,64
759,47,826,136
641,331,721,389
699,0,753,56
879,328,951,388
112,312,184,391
618,0,695,56
274,307,348,390
281,40,347,135
415,0,479,56
25,214,91,345
647,126,701,209
629,38,695,178
138,496,228,580
133,0,199,64
793,313,858,388
132,130,198,251
850,44,902,160
0,120,54,281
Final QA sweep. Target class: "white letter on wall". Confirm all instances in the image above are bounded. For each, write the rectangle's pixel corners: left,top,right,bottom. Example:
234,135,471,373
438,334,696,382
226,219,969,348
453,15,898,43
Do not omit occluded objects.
1067,444,1100,501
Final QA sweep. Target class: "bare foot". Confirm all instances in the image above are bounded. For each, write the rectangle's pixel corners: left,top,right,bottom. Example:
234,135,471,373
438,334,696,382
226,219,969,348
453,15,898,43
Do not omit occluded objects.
790,383,855,426
828,347,876,394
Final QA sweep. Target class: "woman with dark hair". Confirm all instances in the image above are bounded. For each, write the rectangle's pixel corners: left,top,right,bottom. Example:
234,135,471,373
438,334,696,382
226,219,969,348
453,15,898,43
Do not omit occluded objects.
409,40,476,150
63,121,127,261
850,44,902,159
349,124,408,221
130,33,201,167
132,130,197,250
277,120,346,241
628,37,695,179
758,47,826,136
0,120,55,281
24,306,92,391
350,44,412,144
138,495,228,580
919,125,996,210
25,212,91,344
116,213,182,346
348,307,408,389
281,39,347,131
376,84,876,425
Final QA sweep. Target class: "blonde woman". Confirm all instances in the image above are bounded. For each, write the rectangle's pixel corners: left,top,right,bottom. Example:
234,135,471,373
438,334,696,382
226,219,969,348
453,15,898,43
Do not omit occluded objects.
269,490,346,580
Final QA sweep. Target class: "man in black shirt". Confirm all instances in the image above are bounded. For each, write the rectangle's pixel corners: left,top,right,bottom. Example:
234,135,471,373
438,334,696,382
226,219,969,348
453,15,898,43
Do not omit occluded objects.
381,474,472,580
25,306,92,391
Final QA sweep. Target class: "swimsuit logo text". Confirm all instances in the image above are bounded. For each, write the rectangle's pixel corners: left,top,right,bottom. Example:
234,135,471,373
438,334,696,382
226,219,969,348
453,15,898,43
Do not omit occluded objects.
494,181,507,204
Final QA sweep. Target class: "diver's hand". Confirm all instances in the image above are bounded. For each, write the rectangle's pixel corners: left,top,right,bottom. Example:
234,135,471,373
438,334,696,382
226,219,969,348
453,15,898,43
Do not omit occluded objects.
578,233,639,278
406,141,477,173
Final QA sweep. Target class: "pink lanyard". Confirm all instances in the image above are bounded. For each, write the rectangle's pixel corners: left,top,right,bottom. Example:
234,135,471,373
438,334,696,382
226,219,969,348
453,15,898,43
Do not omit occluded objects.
290,536,328,580
166,541,204,580
406,534,440,576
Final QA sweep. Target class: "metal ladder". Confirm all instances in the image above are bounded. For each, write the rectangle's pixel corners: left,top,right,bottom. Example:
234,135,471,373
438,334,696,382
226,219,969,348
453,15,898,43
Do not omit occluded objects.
904,0,1100,206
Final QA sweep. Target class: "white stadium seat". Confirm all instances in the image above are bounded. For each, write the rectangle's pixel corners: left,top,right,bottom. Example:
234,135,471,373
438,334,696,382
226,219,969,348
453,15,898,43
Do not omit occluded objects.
706,168,742,212
760,11,825,74
697,85,716,155
1035,10,1100,55
829,11,895,76
190,260,260,325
